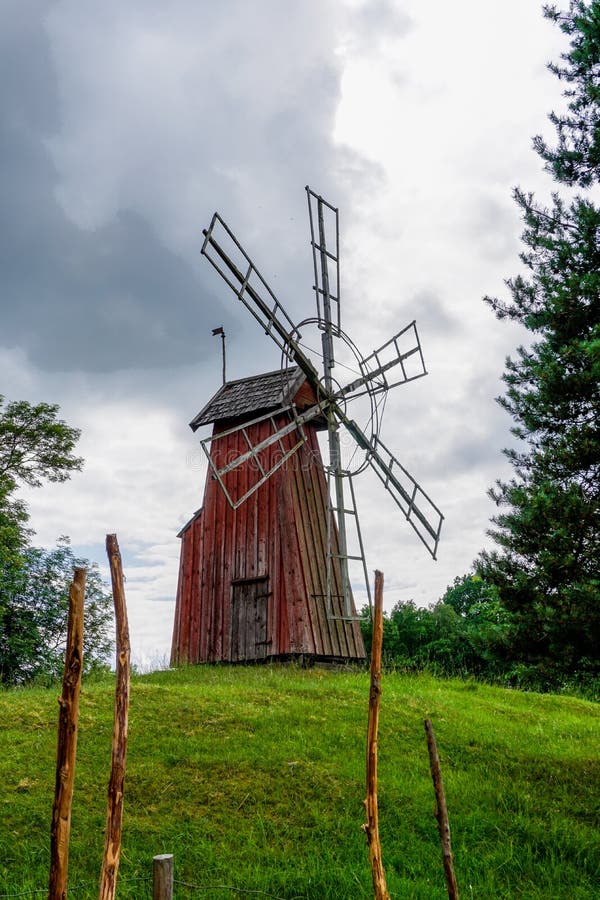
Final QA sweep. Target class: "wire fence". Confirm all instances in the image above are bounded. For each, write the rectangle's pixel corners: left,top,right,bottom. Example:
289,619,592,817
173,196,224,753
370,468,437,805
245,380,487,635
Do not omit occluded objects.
0,875,301,900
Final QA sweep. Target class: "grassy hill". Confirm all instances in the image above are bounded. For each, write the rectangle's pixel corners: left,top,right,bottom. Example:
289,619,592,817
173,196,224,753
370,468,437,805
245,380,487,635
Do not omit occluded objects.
0,665,598,899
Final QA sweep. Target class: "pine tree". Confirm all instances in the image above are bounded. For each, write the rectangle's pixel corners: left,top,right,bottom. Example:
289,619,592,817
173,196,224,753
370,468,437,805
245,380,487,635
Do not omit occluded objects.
478,1,600,681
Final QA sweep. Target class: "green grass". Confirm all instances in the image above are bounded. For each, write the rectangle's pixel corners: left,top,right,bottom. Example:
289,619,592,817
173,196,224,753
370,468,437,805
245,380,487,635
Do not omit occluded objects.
0,666,598,898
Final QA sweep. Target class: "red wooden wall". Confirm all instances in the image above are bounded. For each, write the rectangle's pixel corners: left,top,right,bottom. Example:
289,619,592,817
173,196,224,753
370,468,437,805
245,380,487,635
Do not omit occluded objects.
171,413,365,663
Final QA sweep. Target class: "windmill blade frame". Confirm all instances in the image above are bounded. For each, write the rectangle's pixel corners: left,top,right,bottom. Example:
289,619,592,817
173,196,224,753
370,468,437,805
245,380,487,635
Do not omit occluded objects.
199,186,444,623
336,321,428,400
366,435,443,559
324,468,373,620
337,413,443,559
306,186,341,334
202,213,322,391
198,403,320,510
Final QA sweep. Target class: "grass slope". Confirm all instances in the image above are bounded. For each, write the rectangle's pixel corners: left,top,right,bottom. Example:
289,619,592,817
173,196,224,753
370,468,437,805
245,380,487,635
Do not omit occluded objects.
0,666,598,899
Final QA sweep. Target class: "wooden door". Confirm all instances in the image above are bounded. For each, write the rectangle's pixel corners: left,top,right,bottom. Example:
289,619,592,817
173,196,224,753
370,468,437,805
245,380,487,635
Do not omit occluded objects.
230,577,270,661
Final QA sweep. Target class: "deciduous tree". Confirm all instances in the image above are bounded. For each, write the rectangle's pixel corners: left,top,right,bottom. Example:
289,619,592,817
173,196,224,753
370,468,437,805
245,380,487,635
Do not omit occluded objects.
0,396,112,684
0,396,83,493
0,538,113,684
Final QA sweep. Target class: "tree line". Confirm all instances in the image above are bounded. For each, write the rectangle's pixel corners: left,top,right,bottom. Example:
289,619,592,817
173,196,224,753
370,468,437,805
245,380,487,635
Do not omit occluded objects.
1,1,598,692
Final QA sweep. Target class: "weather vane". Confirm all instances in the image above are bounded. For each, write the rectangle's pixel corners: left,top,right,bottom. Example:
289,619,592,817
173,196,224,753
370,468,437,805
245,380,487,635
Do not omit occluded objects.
212,325,226,384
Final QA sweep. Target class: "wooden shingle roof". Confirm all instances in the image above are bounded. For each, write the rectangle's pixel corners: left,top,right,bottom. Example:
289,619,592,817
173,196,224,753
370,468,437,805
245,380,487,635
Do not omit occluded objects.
189,367,306,431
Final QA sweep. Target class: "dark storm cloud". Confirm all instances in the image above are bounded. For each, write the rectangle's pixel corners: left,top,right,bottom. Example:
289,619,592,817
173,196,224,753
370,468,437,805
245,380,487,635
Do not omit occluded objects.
0,1,359,374
0,3,228,373
3,208,231,372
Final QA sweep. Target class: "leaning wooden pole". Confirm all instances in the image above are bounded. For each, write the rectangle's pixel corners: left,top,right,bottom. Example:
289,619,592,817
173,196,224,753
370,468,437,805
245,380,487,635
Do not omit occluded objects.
362,570,391,900
49,566,86,900
424,719,459,900
98,534,131,900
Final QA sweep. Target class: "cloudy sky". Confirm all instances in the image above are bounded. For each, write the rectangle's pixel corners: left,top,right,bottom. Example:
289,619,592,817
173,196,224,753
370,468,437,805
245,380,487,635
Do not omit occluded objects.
2,0,568,666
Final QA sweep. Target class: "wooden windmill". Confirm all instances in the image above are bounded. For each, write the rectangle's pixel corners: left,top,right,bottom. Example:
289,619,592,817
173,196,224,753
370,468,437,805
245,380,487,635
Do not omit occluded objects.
171,187,443,665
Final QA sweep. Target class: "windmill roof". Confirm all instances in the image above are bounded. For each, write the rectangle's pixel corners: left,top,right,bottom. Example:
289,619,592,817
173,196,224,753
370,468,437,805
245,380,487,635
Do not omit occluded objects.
189,366,307,430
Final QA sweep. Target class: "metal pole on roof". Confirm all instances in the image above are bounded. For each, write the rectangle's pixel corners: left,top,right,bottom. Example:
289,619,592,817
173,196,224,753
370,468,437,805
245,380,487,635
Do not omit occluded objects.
212,326,227,384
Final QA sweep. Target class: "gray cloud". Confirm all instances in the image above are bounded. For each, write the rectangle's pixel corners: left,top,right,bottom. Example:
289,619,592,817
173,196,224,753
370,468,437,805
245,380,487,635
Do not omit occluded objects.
43,0,348,263
0,3,231,372
372,289,459,350
409,289,460,336
347,0,414,53
464,195,521,263
1,1,355,373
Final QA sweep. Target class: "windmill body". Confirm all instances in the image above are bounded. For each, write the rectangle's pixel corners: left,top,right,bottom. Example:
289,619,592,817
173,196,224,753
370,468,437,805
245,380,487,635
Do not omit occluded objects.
171,367,366,664
171,186,444,666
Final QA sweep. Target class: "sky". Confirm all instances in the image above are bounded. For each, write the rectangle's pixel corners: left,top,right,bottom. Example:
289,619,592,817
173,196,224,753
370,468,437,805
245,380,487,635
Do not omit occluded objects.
1,0,569,667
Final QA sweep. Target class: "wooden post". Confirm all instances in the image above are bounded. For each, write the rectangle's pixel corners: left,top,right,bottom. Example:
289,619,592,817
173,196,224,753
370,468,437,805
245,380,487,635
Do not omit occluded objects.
362,570,390,900
153,854,174,900
424,719,459,900
48,567,86,900
98,535,131,900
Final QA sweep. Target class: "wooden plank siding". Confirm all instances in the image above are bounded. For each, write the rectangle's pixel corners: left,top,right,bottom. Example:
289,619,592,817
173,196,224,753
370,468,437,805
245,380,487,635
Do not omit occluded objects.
171,386,366,664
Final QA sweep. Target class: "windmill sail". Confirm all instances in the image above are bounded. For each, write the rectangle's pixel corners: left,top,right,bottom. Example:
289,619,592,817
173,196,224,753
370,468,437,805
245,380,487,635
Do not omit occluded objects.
202,214,322,393
305,187,353,614
198,186,444,626
366,437,443,558
337,321,427,399
306,186,341,333
340,416,443,559
199,384,443,558
198,402,328,509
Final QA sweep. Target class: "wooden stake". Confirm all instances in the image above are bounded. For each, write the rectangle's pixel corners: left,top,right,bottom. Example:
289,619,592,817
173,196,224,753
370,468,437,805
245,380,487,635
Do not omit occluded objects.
153,854,174,900
424,719,459,900
362,570,390,900
49,567,86,900
98,535,131,900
